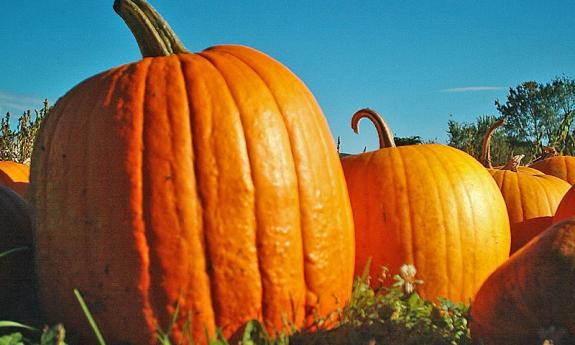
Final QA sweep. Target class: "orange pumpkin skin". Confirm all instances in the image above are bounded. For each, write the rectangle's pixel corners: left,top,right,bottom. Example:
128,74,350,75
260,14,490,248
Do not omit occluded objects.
470,218,575,344
0,161,29,198
530,155,575,185
487,167,570,253
341,109,510,303
554,184,575,223
0,186,36,322
29,2,354,344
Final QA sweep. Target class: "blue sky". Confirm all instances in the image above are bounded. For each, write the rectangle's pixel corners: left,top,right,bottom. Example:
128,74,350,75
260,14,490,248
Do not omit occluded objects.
1,1,574,153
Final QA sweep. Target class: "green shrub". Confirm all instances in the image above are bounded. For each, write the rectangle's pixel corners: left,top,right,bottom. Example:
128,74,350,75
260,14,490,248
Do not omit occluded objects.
0,100,48,163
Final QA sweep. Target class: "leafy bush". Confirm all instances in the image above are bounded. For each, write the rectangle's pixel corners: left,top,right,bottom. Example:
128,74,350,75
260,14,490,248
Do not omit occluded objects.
0,100,48,163
291,264,472,345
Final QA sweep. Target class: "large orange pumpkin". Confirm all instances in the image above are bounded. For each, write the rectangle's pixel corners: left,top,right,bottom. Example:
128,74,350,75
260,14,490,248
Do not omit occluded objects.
0,161,29,198
340,108,510,303
480,119,571,253
470,218,575,344
529,148,575,185
29,1,354,344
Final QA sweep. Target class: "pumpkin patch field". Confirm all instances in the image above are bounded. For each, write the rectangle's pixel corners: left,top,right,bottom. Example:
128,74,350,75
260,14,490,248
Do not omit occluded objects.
1,1,575,345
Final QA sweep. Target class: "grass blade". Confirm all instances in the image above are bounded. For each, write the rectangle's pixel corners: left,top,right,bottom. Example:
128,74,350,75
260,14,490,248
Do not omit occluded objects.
0,321,36,331
73,289,107,345
0,247,27,259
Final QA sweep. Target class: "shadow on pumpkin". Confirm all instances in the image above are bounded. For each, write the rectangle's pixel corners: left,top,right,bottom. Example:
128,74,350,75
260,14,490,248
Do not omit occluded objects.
510,216,554,254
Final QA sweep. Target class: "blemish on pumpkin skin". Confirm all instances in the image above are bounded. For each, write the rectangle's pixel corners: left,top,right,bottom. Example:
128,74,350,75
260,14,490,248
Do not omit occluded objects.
104,264,110,274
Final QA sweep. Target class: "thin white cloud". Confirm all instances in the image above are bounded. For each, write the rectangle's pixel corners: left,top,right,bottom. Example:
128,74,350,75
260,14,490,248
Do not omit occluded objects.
0,91,44,114
440,86,504,93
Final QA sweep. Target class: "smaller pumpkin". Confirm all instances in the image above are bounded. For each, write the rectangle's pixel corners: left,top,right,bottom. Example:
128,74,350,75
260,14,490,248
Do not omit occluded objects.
554,184,575,224
0,186,37,323
470,218,575,344
0,161,29,198
528,147,575,185
480,118,571,253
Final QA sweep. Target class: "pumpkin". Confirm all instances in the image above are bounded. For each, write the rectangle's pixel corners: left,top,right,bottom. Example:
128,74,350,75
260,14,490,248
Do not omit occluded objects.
554,184,575,224
481,118,571,253
0,186,36,323
0,161,30,198
470,218,575,344
29,0,355,344
340,108,510,303
529,148,575,185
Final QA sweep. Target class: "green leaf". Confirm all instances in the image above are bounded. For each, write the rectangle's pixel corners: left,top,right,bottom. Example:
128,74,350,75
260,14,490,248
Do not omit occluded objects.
0,332,24,345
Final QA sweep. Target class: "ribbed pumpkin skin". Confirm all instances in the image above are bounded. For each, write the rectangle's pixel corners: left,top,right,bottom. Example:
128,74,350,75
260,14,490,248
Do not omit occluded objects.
487,168,570,253
554,184,575,223
0,161,29,198
470,218,575,344
530,155,575,184
0,186,36,322
30,46,355,344
341,144,510,302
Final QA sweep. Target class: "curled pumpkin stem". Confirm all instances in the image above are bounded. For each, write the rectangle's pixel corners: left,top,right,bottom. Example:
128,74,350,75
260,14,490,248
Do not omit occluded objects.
114,0,188,57
351,108,396,149
480,117,505,169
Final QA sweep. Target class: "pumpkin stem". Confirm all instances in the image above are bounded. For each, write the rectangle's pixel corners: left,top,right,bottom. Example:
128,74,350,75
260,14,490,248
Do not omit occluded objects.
114,0,188,57
501,154,525,172
480,117,505,169
527,146,559,166
351,108,396,149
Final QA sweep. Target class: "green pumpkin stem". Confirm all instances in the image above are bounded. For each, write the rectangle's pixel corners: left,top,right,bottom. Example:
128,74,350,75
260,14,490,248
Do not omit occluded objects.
114,0,188,57
351,108,396,150
480,117,505,169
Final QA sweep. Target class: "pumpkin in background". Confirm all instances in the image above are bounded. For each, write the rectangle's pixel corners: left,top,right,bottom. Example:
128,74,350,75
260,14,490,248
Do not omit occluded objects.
470,218,575,345
0,186,37,323
554,184,575,224
529,147,575,185
340,108,510,303
29,0,355,344
480,118,571,253
0,161,29,198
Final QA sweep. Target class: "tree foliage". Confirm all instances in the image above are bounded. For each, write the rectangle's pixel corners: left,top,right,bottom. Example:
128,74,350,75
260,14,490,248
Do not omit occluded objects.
448,76,575,165
496,76,575,158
